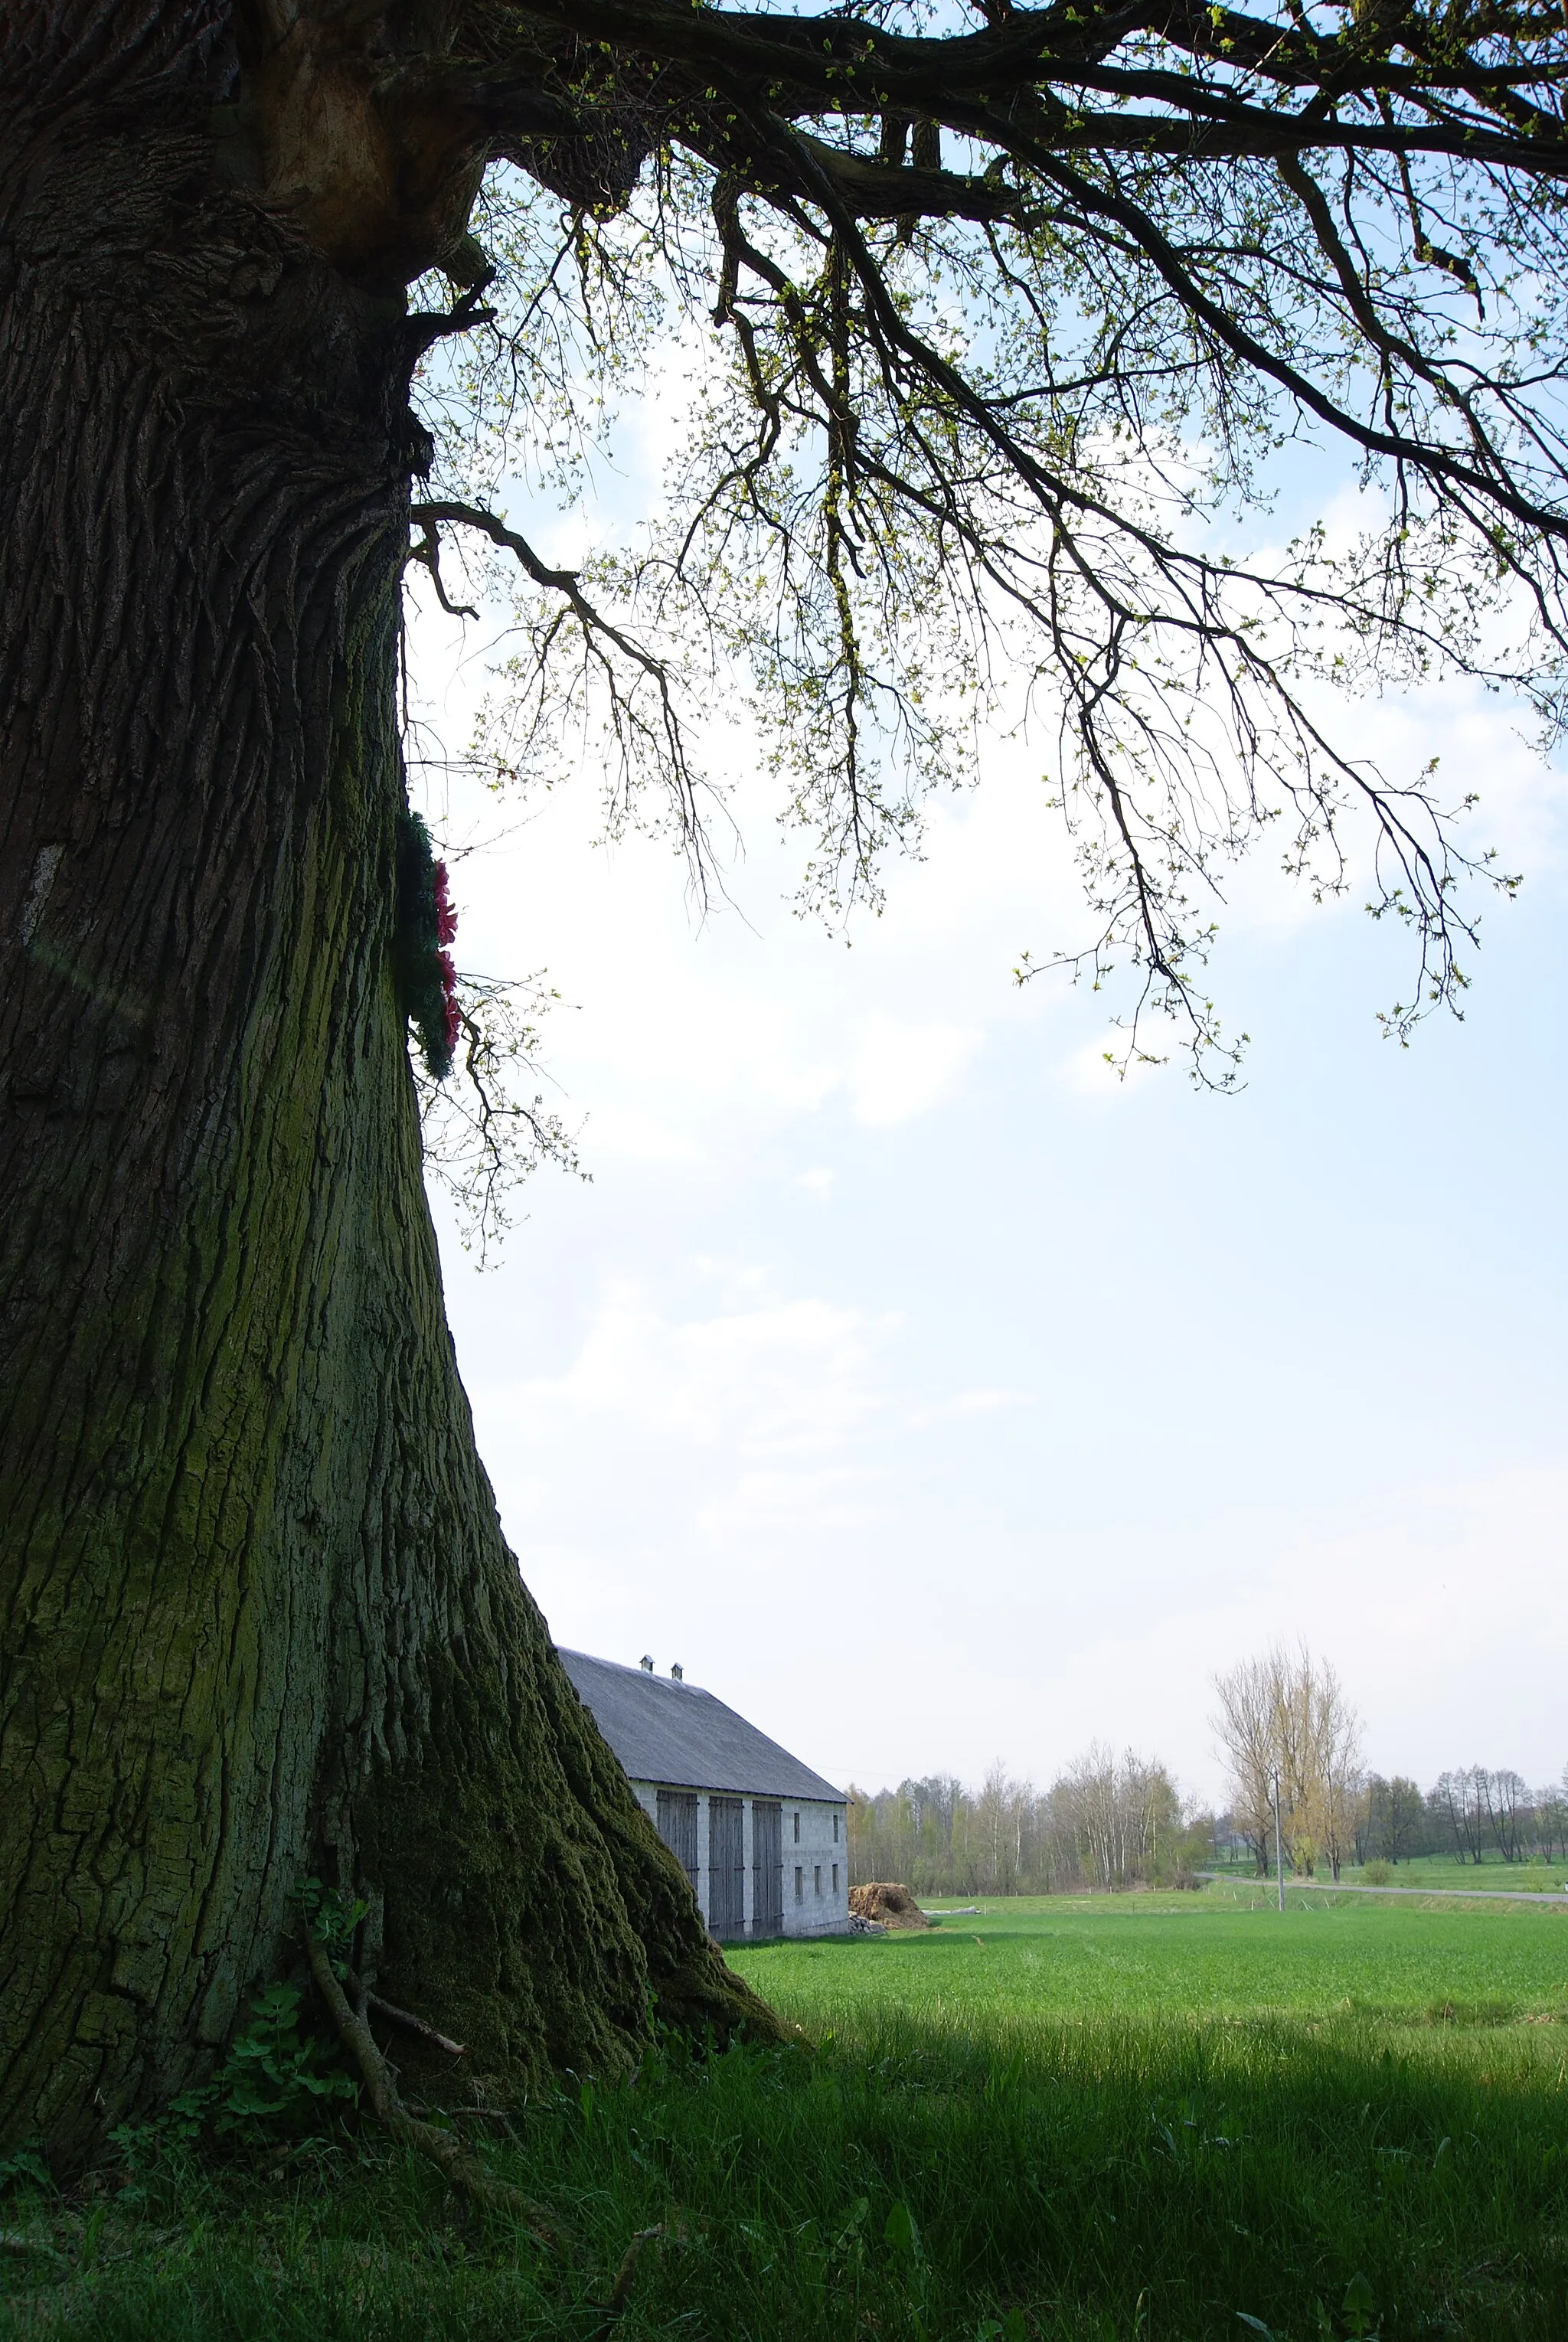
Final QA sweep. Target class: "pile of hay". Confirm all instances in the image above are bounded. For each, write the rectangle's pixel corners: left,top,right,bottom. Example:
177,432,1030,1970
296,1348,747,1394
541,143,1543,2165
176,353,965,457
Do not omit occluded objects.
848,1882,929,1930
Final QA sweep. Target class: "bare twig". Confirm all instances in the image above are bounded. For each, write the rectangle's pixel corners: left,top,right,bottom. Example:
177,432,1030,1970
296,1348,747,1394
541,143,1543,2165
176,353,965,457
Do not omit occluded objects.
590,2225,665,2337
341,1968,469,2058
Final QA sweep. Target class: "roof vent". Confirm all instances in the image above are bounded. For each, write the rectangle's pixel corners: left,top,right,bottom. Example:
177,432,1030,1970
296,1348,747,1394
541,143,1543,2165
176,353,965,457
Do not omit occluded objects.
639,1654,654,1672
671,1663,683,1681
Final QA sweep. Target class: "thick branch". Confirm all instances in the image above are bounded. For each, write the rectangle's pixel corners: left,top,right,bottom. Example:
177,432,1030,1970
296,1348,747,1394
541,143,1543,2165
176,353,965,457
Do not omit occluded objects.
789,133,1028,221
492,0,1568,167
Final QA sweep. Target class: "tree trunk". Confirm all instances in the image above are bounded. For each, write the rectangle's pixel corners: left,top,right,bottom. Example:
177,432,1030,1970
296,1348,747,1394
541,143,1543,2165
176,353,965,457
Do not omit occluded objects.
0,0,770,2168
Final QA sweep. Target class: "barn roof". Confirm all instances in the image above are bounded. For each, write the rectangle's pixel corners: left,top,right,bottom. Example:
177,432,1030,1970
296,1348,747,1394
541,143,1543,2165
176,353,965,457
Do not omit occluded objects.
558,1649,844,1802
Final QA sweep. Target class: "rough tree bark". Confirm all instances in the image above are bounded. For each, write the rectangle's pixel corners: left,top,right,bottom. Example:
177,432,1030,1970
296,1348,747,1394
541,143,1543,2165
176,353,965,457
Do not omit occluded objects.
0,0,771,2167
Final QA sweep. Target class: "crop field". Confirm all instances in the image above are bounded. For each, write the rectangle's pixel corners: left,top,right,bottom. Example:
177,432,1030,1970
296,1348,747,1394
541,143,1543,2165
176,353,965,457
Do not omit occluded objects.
1341,1858,1568,1897
737,1883,1568,2030
3,1886,1566,2341
1211,1857,1568,1899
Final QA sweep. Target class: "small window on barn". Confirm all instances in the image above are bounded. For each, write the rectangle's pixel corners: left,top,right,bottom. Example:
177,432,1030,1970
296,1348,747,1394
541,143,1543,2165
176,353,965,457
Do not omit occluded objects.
793,1811,800,1842
833,1813,839,1842
814,1864,822,1896
794,1865,803,1901
832,1863,839,1893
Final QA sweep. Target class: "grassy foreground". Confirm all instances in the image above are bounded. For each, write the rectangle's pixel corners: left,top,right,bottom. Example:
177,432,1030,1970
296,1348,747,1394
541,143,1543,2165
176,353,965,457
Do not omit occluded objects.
3,1889,1566,2340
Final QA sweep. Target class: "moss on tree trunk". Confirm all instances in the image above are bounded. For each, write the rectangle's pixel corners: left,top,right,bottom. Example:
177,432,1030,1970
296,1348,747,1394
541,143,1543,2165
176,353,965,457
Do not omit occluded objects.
0,0,774,2169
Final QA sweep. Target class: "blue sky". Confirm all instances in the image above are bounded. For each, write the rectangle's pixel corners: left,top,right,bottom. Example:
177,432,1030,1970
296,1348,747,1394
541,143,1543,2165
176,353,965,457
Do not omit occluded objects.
410,570,1568,1811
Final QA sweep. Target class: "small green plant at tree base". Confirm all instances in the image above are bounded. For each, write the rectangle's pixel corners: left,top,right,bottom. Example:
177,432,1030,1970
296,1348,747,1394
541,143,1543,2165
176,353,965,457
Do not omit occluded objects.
124,1981,358,2156
884,2199,921,2266
0,2146,53,2194
111,1883,364,2166
292,1874,369,1953
1341,2271,1380,2337
1362,1861,1393,1886
1240,2271,1380,2340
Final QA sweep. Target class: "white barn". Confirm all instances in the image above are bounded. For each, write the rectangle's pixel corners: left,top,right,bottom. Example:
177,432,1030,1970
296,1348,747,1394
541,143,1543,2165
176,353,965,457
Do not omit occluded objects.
560,1649,849,1940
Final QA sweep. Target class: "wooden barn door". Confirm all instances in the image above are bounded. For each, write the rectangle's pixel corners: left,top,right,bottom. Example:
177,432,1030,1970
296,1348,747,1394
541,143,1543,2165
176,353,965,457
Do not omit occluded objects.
752,1801,783,1938
707,1797,745,1939
655,1791,699,1902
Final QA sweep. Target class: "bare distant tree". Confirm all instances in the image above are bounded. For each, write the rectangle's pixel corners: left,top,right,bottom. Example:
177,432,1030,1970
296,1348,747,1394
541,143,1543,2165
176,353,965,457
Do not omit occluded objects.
1364,1775,1427,1865
975,1764,1030,1896
1053,1745,1181,1890
1430,1768,1488,1865
1317,1759,1365,1885
1212,1645,1363,1879
1387,1776,1428,1867
1211,1657,1279,1875
1535,1778,1568,1865
1479,1768,1530,1863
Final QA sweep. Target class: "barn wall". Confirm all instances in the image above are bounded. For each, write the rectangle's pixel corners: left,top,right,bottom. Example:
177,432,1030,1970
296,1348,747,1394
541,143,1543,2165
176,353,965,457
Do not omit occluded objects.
629,1782,849,1939
781,1798,848,1937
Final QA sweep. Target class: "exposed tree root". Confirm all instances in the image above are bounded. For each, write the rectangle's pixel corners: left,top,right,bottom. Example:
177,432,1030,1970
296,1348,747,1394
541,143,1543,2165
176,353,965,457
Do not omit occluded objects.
0,2233,70,2265
302,1929,557,2242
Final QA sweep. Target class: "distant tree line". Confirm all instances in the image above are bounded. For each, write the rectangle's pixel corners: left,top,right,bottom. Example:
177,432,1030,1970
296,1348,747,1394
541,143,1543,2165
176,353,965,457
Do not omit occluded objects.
1211,1769,1568,1874
1357,1769,1566,1868
847,1749,1212,1896
1212,1644,1568,1878
1212,1645,1364,1880
851,1645,1566,1899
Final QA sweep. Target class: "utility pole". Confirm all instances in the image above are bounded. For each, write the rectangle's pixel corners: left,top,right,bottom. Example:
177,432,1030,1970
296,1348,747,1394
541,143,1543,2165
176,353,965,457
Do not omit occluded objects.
1272,1769,1285,1913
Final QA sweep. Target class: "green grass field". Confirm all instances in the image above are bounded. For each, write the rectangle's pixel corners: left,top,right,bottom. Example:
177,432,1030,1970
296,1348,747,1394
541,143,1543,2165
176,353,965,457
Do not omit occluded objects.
742,1883,1568,2030
1209,1855,1568,1897
1342,1857,1568,1896
4,1886,1567,2340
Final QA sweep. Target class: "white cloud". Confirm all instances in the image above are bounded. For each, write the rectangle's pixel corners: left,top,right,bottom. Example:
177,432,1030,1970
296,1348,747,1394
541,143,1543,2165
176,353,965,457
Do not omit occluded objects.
908,1389,1034,1428
511,1275,897,1461
850,1012,984,1127
575,1100,704,1167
